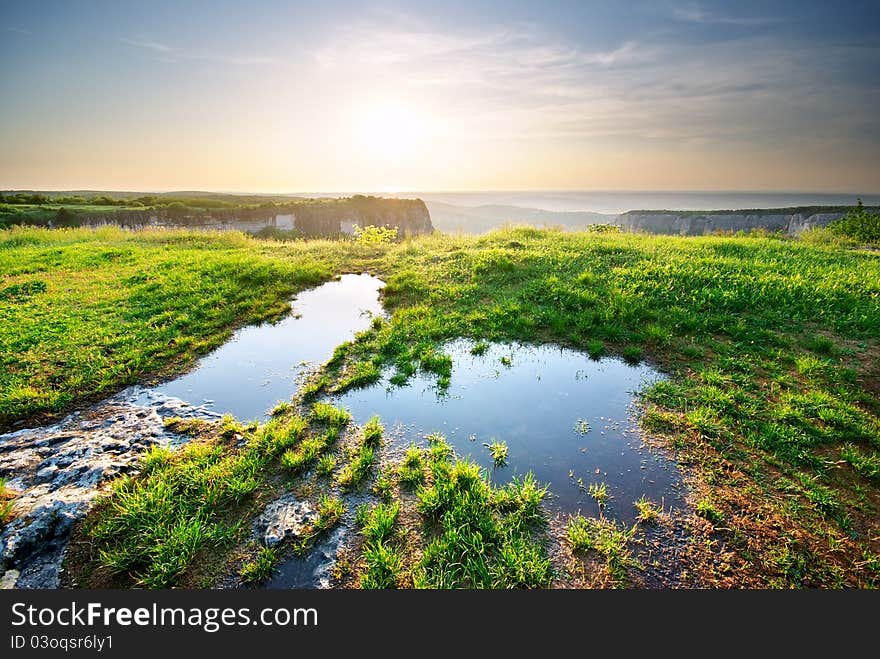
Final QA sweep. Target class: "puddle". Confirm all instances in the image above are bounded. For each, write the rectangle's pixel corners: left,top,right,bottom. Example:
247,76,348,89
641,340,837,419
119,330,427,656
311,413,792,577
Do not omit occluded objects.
134,273,385,420
333,340,682,522
0,273,385,588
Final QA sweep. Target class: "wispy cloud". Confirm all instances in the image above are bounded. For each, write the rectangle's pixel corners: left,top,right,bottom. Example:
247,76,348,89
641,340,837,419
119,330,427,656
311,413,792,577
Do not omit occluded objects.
119,37,174,53
6,27,32,35
671,3,778,26
119,36,278,65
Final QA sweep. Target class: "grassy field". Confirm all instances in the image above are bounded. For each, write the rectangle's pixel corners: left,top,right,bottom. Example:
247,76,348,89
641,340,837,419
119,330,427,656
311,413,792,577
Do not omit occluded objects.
2,225,879,588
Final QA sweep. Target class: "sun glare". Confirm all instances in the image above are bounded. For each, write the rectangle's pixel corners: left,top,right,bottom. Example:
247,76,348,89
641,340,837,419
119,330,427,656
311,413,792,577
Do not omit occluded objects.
356,103,426,163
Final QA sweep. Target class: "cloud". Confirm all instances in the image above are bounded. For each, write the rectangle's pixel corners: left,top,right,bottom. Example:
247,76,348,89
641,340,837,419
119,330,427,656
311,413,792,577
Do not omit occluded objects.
6,27,32,35
119,37,174,53
671,3,778,26
119,36,278,65
307,13,880,156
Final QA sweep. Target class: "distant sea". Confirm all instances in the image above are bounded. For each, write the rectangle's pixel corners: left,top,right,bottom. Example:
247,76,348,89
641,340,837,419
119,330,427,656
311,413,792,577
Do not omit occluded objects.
406,191,880,215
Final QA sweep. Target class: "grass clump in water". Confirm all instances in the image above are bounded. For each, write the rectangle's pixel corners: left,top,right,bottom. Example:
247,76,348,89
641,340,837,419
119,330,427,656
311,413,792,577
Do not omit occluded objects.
240,545,277,584
634,495,662,524
412,435,551,588
362,415,383,446
567,515,635,586
485,440,509,467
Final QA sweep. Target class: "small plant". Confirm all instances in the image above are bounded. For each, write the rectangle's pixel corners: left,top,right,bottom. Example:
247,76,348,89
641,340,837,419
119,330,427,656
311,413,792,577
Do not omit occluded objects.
695,497,724,524
311,402,351,428
358,501,400,544
586,339,604,360
0,478,14,527
360,541,404,589
622,345,642,365
566,515,634,585
270,400,294,417
574,419,591,435
500,355,512,367
634,495,661,524
485,440,509,467
588,482,609,507
240,545,277,584
363,415,383,446
316,494,344,530
337,444,375,488
396,445,425,487
470,341,489,356
841,444,880,480
316,453,337,476
299,375,330,400
373,468,394,501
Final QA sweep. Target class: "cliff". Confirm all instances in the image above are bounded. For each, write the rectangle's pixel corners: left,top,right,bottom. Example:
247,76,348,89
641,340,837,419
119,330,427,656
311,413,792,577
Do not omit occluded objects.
616,207,858,236
46,196,434,238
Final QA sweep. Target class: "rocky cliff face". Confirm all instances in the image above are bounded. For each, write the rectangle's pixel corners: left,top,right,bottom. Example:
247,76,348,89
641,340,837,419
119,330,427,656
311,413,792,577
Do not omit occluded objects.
616,209,847,236
291,196,433,238
50,196,434,238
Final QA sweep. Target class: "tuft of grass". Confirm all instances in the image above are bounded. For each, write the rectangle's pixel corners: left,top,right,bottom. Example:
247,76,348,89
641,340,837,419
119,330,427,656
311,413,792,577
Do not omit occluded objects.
586,339,604,360
240,545,277,584
396,444,425,487
299,375,331,400
0,477,14,527
485,440,509,467
588,482,609,507
311,401,351,428
315,494,344,531
360,541,404,589
695,497,724,525
841,444,880,480
622,345,643,365
566,515,635,586
358,501,400,544
362,415,384,446
270,400,295,417
413,441,552,589
470,341,489,356
373,468,394,501
337,444,376,489
316,452,338,477
634,495,661,524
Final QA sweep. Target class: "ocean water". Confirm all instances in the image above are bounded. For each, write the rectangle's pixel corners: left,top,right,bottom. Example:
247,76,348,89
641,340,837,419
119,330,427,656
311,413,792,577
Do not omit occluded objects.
409,190,879,215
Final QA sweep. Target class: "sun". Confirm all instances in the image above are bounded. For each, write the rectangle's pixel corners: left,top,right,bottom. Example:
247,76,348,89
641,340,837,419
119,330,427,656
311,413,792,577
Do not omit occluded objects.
356,103,426,163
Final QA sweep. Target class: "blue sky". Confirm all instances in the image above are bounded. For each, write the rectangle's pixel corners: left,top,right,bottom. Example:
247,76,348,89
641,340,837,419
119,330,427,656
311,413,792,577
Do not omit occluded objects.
1,0,879,192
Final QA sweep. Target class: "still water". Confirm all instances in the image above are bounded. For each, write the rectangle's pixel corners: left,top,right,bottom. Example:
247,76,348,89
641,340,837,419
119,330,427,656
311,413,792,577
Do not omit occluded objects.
135,273,385,420
333,340,682,521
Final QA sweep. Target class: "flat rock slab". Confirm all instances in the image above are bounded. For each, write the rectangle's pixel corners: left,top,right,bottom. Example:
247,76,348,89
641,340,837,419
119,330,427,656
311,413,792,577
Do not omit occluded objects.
252,494,317,547
0,387,215,588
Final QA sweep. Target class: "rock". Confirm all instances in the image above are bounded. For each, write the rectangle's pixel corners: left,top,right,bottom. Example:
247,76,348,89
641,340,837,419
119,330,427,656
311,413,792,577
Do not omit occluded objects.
0,386,219,588
252,494,317,547
0,570,20,589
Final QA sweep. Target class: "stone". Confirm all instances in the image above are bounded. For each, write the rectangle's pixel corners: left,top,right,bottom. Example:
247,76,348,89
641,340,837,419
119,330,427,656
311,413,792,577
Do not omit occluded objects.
252,494,317,547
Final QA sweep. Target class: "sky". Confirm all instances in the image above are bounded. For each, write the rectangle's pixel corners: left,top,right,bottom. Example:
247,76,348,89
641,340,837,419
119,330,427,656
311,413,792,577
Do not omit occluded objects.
1,0,879,193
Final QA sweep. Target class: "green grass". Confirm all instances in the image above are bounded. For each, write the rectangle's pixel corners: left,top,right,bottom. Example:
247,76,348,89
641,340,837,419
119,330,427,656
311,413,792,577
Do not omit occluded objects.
8,224,880,588
634,495,662,524
240,545,278,584
0,477,14,527
357,501,400,544
485,440,509,466
0,226,339,429
336,443,376,489
567,516,635,586
396,444,425,487
310,402,351,428
316,453,338,477
362,415,384,445
412,436,552,588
